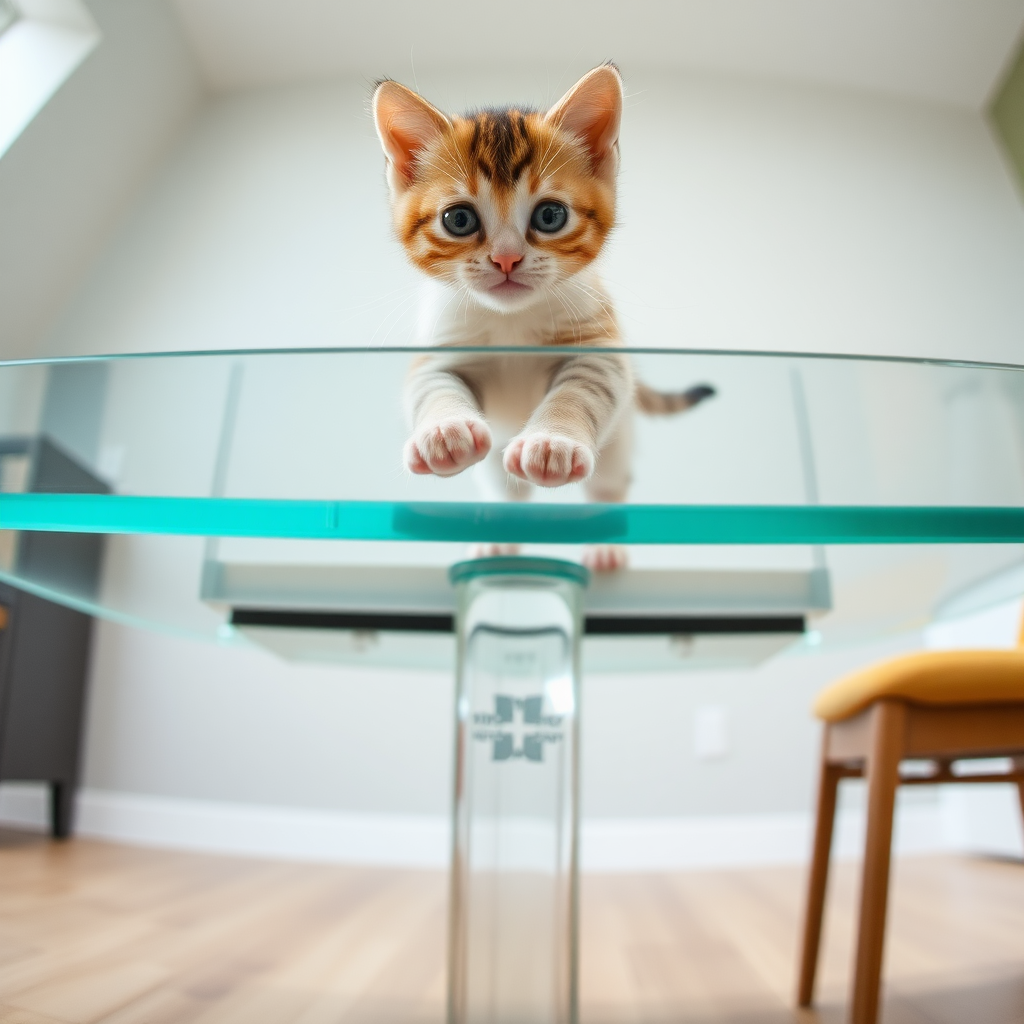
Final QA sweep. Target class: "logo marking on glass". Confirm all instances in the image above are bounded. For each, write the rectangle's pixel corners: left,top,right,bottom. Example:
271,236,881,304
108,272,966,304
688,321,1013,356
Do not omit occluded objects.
473,695,563,762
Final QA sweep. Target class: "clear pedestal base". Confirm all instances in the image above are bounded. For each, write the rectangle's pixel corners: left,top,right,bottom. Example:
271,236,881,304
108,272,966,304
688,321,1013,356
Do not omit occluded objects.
448,558,589,1024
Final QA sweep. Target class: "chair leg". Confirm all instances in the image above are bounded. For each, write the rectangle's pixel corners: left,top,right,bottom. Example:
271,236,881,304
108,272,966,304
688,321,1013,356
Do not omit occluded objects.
850,701,905,1024
1013,757,1024,833
797,732,843,1006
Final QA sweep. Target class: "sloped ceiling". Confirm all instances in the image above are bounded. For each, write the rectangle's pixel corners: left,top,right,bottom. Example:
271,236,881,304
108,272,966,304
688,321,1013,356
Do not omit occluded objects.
173,0,1024,110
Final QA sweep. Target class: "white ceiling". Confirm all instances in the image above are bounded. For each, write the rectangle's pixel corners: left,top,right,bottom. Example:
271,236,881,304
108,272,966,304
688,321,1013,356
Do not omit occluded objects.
172,0,1024,110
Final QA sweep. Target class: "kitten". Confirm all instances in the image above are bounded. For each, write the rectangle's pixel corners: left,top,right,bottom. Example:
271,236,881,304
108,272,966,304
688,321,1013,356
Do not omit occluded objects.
373,65,713,568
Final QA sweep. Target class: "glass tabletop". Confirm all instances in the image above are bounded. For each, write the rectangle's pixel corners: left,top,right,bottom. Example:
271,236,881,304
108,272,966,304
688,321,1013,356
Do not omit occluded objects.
0,346,1021,671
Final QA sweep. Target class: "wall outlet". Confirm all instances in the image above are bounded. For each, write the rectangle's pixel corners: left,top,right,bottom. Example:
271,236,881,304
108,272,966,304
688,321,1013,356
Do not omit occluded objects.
694,705,729,760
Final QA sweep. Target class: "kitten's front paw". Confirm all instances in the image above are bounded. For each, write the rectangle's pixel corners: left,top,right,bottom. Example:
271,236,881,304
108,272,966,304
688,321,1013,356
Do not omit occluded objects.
405,417,492,477
583,544,628,572
503,432,594,488
468,543,521,559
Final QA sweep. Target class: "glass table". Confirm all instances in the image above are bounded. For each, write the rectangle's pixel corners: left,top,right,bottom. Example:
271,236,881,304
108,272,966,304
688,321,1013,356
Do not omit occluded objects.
1,345,1022,1024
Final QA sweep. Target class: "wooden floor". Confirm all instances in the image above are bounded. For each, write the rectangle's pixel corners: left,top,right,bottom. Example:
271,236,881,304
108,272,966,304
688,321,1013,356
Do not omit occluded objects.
0,831,1021,1023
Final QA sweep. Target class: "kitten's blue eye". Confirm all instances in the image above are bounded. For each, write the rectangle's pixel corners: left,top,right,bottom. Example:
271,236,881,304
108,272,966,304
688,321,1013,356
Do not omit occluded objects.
531,201,568,233
442,205,480,237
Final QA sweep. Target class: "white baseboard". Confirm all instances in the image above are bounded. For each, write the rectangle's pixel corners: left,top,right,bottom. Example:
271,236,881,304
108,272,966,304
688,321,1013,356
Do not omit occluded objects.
0,783,51,830
0,784,451,866
78,790,453,867
0,784,1019,870
583,813,810,871
938,784,1024,860
580,801,961,872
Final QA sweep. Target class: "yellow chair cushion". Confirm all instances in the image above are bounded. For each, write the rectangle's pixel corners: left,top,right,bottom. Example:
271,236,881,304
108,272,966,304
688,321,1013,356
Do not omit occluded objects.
813,649,1024,723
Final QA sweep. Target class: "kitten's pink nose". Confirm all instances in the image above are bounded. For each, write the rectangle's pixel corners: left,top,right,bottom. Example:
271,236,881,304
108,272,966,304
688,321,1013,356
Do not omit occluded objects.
491,252,523,275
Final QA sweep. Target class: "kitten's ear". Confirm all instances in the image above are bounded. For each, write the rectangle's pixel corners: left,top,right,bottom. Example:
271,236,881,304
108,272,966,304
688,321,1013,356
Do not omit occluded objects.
545,64,623,182
373,81,451,187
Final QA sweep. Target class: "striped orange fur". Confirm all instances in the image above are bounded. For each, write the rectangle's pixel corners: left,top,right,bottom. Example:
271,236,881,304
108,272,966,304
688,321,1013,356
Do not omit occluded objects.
375,71,618,301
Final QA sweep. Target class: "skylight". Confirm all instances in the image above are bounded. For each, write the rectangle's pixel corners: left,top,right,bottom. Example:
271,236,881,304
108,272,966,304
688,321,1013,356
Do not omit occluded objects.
0,0,99,159
0,0,19,38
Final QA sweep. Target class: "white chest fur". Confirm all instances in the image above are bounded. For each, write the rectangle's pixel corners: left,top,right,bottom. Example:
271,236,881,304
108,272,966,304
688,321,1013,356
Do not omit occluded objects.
414,270,609,349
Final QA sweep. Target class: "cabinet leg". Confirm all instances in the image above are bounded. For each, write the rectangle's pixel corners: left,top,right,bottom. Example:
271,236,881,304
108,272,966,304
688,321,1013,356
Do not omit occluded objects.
50,781,75,839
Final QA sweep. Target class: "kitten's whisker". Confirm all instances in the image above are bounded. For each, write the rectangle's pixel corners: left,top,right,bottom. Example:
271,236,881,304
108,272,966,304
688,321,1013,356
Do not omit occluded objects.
371,290,421,347
553,281,588,326
427,284,470,343
537,149,580,183
534,139,563,180
566,279,616,318
547,41,588,109
550,286,580,338
551,284,586,345
460,288,474,327
448,285,471,329
558,285,608,346
335,287,421,327
423,158,467,192
368,289,419,341
434,132,474,184
422,138,470,189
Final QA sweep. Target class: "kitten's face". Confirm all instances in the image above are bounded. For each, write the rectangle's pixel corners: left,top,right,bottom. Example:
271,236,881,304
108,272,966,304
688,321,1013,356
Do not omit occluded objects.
374,67,622,314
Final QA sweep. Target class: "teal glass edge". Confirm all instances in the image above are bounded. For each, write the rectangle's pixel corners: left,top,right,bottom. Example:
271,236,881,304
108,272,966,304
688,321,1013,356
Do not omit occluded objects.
450,557,591,587
1,494,1023,544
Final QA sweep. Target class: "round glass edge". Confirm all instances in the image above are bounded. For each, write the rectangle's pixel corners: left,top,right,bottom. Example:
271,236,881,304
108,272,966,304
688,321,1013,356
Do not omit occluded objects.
449,556,591,588
1,345,1022,374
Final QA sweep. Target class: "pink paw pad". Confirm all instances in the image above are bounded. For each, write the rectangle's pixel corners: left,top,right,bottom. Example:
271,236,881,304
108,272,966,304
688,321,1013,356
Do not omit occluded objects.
582,545,628,572
503,433,594,488
405,417,491,477
468,543,522,559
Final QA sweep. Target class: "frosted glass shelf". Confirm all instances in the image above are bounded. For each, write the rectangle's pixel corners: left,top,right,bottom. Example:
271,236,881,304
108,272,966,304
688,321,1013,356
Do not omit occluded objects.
0,346,1022,669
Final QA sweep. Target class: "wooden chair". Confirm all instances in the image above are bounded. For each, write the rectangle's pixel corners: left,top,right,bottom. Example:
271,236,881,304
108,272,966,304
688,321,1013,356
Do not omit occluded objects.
796,619,1024,1024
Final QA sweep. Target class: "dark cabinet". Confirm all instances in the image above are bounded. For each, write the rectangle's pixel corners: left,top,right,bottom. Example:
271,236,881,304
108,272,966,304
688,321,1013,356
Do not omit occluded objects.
0,437,107,837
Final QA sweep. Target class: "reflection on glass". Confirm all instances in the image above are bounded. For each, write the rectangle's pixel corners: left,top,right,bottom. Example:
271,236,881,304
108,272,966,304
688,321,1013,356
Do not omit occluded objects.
0,348,1020,650
449,559,586,1024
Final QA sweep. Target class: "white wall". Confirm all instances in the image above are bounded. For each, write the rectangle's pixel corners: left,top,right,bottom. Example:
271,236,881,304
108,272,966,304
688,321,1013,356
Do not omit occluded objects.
4,64,1024,861
77,618,914,820
0,618,1008,868
37,70,1024,363
0,0,203,361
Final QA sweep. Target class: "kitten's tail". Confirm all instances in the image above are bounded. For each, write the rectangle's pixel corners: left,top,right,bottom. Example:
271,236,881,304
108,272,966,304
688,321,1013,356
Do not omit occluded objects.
635,381,716,415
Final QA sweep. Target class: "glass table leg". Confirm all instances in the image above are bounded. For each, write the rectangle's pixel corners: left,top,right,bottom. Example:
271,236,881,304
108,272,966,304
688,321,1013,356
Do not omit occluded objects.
448,558,588,1024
